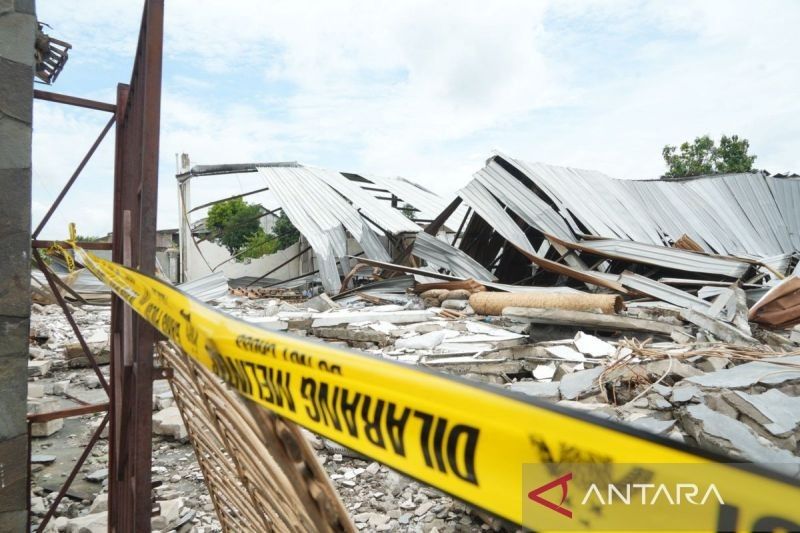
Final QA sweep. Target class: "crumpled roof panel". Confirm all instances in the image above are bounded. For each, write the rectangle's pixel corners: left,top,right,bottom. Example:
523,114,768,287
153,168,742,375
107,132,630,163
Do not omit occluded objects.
486,153,800,259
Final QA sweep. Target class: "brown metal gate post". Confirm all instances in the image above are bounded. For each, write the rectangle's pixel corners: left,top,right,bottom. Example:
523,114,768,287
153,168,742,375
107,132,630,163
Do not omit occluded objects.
108,1,164,531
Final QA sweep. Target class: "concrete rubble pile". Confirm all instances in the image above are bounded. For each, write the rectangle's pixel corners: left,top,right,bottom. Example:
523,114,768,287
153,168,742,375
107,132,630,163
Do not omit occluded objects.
25,151,800,532
27,263,800,531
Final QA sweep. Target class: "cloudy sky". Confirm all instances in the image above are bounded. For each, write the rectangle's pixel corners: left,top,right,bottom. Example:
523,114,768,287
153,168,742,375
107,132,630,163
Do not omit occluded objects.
32,0,800,238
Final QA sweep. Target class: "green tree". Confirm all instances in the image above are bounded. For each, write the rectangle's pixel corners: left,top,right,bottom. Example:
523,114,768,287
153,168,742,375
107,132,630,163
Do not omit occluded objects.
715,135,757,174
239,230,278,260
271,211,300,250
206,198,265,256
662,134,756,178
206,200,300,262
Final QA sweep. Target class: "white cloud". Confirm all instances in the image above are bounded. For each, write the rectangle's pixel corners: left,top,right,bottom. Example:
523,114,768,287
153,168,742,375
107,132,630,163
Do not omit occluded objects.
32,0,800,238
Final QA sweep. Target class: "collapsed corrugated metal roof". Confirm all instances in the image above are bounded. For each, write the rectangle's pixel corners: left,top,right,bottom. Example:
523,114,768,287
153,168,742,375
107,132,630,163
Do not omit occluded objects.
181,159,472,293
257,165,421,293
411,232,496,282
490,152,800,258
421,152,799,321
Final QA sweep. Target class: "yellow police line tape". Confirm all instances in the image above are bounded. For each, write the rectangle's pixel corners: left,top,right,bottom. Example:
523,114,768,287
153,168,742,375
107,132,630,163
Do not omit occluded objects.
72,244,800,531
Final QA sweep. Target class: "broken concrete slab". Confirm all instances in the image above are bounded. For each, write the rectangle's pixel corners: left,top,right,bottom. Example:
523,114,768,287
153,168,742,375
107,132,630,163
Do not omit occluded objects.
679,404,800,473
724,389,800,438
573,331,615,358
89,493,108,514
685,356,800,389
507,381,560,402
670,382,705,403
395,331,446,350
532,363,556,381
65,338,110,368
152,406,188,442
545,345,585,362
643,359,704,380
503,306,681,336
559,365,605,401
311,310,434,327
65,510,107,533
28,397,63,437
305,293,340,312
680,309,760,346
28,359,51,377
626,415,676,435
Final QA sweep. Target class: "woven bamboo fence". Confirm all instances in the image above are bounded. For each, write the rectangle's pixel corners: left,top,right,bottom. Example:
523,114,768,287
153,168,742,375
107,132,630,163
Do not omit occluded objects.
156,342,354,533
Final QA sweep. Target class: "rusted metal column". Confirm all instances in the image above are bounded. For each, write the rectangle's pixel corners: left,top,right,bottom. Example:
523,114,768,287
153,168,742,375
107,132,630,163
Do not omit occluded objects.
107,1,164,531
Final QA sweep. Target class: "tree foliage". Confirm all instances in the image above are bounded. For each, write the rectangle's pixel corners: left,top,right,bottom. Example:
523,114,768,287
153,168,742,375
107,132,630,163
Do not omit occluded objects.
206,198,264,256
206,199,300,262
271,212,300,250
662,134,756,178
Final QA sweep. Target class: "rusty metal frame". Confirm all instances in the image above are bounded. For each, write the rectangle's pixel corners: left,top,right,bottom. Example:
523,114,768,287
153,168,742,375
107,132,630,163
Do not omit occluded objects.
108,1,164,530
27,2,164,532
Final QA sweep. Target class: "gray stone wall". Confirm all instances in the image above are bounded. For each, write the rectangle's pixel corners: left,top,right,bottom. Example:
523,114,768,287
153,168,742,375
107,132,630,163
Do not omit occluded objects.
0,0,35,530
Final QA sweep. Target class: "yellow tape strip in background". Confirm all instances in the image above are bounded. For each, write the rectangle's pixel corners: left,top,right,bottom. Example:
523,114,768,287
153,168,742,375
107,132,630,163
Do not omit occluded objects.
74,246,800,531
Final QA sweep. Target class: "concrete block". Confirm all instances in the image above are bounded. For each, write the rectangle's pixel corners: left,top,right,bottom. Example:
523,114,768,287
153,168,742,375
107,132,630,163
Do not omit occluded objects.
15,0,36,15
0,317,29,360
0,435,27,511
89,493,108,514
65,341,111,368
27,381,44,398
31,418,62,437
0,117,32,170
0,170,32,322
0,11,36,65
158,497,184,524
559,365,605,401
27,359,50,377
0,56,32,122
0,356,26,440
28,397,63,437
152,406,188,441
66,510,107,533
507,380,560,402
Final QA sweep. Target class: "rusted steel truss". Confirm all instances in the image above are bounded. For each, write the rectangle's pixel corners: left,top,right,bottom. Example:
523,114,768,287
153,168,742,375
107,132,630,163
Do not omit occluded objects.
27,2,164,532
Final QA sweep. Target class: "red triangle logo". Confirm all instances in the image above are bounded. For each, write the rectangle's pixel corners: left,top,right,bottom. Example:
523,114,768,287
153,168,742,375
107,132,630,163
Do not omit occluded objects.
527,472,573,518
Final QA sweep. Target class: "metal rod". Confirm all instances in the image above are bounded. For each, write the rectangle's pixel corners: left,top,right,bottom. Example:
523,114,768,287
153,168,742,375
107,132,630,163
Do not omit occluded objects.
32,258,89,304
187,186,270,214
245,245,311,287
35,414,109,532
27,402,109,423
451,207,472,246
33,89,116,113
32,115,116,238
424,196,462,236
33,251,110,394
32,239,112,250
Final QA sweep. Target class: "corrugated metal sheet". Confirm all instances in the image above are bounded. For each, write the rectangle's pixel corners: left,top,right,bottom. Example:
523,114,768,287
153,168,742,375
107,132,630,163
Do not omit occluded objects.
459,180,536,254
258,166,418,293
553,237,751,278
480,152,800,259
178,271,229,302
364,174,470,229
619,272,712,312
412,232,496,281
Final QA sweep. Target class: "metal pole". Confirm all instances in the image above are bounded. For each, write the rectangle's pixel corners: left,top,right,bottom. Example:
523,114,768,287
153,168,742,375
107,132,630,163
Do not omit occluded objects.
32,115,115,238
